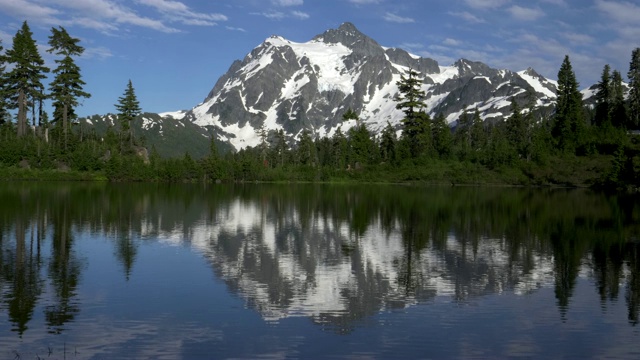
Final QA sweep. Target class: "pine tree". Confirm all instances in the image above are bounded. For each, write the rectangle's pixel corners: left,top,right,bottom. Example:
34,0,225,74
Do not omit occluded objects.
432,113,452,158
628,48,640,129
342,108,358,126
4,21,49,137
610,70,627,129
594,64,611,127
506,98,524,146
273,129,288,167
552,55,586,153
0,38,9,124
380,121,397,163
470,108,486,152
115,80,142,152
454,109,472,160
47,26,90,149
296,129,315,166
395,68,429,157
331,126,348,169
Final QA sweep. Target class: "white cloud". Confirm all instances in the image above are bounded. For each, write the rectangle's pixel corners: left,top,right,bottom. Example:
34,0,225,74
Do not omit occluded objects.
448,11,485,23
226,26,247,32
252,10,308,21
443,38,461,46
507,5,545,21
82,45,113,59
383,13,414,23
464,0,509,9
136,0,227,26
0,0,60,24
561,32,594,45
540,0,567,6
272,0,303,5
291,11,310,20
0,0,230,33
596,0,640,24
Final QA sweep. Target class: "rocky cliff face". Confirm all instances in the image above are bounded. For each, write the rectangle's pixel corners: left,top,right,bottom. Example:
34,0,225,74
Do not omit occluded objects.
85,22,608,155
180,22,561,150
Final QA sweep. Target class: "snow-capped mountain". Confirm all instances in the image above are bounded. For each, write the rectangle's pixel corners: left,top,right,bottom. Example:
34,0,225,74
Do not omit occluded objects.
82,22,594,155
175,22,561,151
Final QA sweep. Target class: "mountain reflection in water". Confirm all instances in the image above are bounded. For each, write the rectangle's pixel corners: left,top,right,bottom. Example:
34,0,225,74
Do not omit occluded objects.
0,182,639,358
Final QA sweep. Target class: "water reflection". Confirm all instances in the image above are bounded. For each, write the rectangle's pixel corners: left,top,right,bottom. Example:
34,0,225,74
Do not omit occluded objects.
0,182,639,339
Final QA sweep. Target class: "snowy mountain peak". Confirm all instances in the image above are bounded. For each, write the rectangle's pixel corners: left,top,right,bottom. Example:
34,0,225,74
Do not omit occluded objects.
171,23,568,151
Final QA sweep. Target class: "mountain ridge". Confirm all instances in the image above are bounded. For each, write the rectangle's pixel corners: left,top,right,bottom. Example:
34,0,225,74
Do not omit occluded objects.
80,22,601,156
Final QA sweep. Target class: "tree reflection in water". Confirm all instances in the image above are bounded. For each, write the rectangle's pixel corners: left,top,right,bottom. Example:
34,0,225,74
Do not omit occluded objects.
0,182,639,338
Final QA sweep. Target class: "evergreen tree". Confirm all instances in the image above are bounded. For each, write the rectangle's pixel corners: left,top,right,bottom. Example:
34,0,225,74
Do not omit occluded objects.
331,126,348,169
348,124,374,166
594,64,611,127
628,48,640,129
454,109,472,160
552,55,586,153
296,129,316,166
272,129,288,167
115,79,141,151
47,26,90,149
4,21,50,137
470,108,487,153
380,121,397,163
610,70,627,128
342,107,359,126
506,98,524,146
0,38,9,124
432,112,452,158
395,68,429,157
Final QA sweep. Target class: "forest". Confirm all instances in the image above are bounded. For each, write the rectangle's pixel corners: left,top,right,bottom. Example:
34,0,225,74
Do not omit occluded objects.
1,21,639,189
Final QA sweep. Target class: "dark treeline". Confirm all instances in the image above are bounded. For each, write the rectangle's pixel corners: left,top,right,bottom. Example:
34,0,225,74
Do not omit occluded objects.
1,22,639,188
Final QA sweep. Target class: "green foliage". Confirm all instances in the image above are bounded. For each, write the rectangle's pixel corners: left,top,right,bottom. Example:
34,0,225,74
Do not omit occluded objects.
595,64,612,127
396,68,431,158
115,80,142,152
553,55,586,154
4,21,49,137
47,26,90,149
432,113,452,159
628,48,640,129
380,122,397,163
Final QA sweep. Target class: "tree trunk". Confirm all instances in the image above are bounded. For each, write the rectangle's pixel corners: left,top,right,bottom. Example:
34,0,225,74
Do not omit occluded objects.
63,103,68,150
17,89,26,137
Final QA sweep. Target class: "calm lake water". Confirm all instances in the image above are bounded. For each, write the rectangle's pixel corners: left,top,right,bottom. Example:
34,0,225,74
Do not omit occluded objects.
1,182,639,359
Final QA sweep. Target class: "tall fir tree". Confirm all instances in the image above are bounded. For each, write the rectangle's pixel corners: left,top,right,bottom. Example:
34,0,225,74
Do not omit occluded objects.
594,64,611,127
115,79,142,151
47,26,90,148
628,47,640,129
470,108,486,152
380,121,397,163
296,129,316,166
4,21,49,137
610,70,627,128
552,55,586,153
0,38,9,124
454,109,472,160
432,113,452,158
395,68,429,157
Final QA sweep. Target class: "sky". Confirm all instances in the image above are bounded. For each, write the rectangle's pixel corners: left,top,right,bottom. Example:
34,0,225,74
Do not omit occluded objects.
0,0,639,117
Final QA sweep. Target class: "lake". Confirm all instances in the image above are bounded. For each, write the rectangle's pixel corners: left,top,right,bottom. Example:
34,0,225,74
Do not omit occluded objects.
1,182,639,359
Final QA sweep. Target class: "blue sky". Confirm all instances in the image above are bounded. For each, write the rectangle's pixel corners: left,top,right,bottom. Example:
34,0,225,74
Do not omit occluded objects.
1,0,638,117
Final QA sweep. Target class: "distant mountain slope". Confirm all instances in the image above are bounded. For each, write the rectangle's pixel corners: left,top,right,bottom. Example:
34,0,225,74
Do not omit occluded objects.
80,112,213,158
81,22,614,156
182,22,562,150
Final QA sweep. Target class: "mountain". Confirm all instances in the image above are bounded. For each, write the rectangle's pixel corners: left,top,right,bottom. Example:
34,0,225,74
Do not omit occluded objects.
81,22,597,156
183,22,561,151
